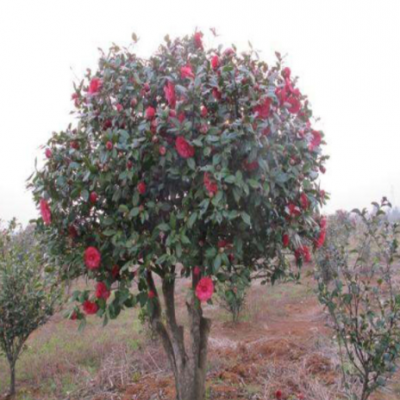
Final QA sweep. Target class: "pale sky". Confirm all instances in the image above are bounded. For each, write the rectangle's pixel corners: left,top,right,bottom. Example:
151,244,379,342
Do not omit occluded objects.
1,0,399,225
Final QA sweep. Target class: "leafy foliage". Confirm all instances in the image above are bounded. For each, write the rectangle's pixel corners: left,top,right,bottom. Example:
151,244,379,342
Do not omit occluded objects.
217,264,250,322
317,199,400,400
0,220,60,395
29,31,327,399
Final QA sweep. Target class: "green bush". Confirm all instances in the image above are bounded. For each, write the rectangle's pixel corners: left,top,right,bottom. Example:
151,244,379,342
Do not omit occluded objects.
0,220,60,396
317,199,400,400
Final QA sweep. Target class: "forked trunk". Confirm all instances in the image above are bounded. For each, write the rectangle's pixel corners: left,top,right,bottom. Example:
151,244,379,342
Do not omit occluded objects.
147,272,211,400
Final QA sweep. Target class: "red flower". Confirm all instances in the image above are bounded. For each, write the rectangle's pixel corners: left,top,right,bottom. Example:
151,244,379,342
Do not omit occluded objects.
103,119,112,129
143,82,150,92
176,137,195,159
106,141,113,151
283,234,290,248
254,98,272,119
193,266,201,276
218,240,232,249
223,48,235,57
315,229,326,249
195,277,214,302
111,265,120,279
309,130,322,151
89,191,98,204
84,247,101,270
275,390,283,400
282,67,291,79
178,113,186,123
68,225,78,239
201,105,208,118
159,146,167,156
127,160,133,170
137,181,146,195
275,86,288,105
295,245,312,263
145,106,156,120
243,159,259,172
40,199,51,225
204,172,218,196
164,81,176,109
70,141,79,150
83,300,98,315
300,193,309,210
88,78,102,95
212,88,222,100
95,282,110,300
320,165,326,174
181,65,194,79
286,96,301,114
148,290,156,299
194,32,203,49
45,148,52,159
70,311,78,320
211,55,220,70
287,203,301,217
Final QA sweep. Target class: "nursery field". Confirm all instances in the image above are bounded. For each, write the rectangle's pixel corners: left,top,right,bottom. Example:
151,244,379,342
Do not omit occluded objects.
1,267,400,400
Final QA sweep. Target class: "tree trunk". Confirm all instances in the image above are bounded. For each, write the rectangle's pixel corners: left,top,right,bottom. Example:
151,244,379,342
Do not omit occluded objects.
147,272,211,400
9,361,16,397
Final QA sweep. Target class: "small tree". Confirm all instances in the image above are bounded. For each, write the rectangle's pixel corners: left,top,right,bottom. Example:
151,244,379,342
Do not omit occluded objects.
317,199,400,400
217,264,250,322
0,220,59,396
30,32,327,400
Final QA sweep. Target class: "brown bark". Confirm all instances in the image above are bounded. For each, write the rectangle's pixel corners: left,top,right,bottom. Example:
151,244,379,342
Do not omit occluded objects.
147,271,211,400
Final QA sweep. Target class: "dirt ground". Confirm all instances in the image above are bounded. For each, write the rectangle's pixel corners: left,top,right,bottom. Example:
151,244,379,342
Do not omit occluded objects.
1,271,399,400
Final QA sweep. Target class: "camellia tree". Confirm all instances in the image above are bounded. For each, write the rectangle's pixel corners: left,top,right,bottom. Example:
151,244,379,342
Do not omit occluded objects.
30,32,327,400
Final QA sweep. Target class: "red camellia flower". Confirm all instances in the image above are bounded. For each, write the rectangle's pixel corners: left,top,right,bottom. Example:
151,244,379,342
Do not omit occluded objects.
223,48,235,57
200,105,208,118
195,277,214,302
181,65,194,79
111,265,120,279
164,81,176,109
45,148,52,159
84,247,101,270
106,141,113,151
178,113,186,123
70,141,79,150
176,137,195,159
116,103,123,112
137,181,146,195
95,282,111,300
283,234,290,248
103,119,112,129
194,31,203,49
82,300,98,315
193,266,201,276
89,191,98,204
254,97,272,119
88,78,102,95
40,199,51,225
145,106,156,120
295,245,312,263
315,229,326,249
275,390,283,400
300,193,309,210
211,55,220,70
287,203,301,217
243,160,259,172
148,290,156,299
320,216,327,230
309,130,322,151
282,67,291,79
159,146,167,156
68,225,78,239
286,96,301,114
70,311,78,320
212,88,222,100
204,172,218,196
218,239,232,249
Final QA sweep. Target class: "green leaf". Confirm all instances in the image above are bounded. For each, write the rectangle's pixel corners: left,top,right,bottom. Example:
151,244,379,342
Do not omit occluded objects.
241,212,251,226
188,212,198,228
